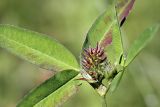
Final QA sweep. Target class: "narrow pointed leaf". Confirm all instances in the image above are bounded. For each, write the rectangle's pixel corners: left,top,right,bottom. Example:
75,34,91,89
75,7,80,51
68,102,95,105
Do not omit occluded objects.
125,24,159,66
17,70,81,107
110,24,158,93
103,0,135,92
0,25,79,72
83,5,123,65
82,0,135,65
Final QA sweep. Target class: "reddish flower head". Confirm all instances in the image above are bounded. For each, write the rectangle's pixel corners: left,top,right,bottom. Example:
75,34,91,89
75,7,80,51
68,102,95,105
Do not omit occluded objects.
81,43,108,82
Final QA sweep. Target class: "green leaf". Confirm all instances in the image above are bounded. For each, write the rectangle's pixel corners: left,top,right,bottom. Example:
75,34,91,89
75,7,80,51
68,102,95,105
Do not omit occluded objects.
83,4,123,65
0,25,79,71
107,0,116,5
17,70,81,107
82,0,135,65
109,71,123,92
104,0,136,92
125,24,159,66
81,0,135,94
110,24,159,93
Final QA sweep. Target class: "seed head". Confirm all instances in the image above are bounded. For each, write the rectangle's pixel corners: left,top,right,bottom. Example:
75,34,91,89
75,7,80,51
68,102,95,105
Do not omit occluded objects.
81,43,108,82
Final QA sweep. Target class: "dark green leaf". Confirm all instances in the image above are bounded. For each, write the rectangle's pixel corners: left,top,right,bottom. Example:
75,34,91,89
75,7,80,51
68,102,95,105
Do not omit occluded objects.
17,70,81,107
0,25,79,72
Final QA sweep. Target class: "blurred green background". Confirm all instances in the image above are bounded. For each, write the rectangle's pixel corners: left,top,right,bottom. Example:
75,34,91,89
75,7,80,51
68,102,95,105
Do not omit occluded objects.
0,0,160,107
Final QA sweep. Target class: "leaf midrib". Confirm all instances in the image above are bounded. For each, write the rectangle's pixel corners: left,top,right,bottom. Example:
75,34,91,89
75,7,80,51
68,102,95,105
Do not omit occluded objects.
0,34,79,71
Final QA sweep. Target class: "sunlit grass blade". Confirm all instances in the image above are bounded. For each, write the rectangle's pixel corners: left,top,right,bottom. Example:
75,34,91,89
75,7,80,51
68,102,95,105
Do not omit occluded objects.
125,24,159,66
17,70,81,107
0,25,79,72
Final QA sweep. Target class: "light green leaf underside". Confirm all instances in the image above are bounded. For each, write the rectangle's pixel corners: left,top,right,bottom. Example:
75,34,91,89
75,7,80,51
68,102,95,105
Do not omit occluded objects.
125,24,159,66
17,70,81,107
0,25,79,71
83,5,123,65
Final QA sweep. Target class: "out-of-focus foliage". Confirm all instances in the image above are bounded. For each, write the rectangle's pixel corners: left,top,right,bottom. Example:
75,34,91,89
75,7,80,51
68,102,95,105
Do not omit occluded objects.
0,0,160,107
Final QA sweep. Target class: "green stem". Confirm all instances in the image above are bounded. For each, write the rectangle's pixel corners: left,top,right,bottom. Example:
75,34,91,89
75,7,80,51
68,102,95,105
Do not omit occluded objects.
102,93,107,107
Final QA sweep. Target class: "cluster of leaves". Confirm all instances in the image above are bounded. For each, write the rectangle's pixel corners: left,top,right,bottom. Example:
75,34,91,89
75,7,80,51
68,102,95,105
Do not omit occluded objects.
0,0,159,107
